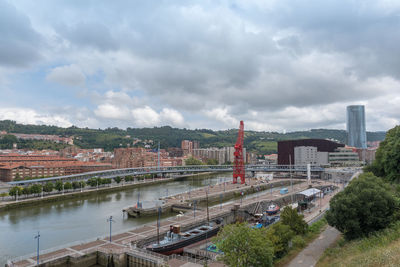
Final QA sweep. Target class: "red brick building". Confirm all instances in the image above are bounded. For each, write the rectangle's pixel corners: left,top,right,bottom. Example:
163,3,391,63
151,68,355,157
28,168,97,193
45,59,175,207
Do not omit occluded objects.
0,155,112,182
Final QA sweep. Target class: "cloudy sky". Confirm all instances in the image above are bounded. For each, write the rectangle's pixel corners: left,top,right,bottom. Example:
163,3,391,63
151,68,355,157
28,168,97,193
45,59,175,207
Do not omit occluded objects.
0,0,399,132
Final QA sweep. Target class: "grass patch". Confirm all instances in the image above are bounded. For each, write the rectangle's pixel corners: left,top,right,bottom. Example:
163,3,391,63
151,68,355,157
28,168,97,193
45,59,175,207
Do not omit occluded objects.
317,221,400,267
274,218,328,267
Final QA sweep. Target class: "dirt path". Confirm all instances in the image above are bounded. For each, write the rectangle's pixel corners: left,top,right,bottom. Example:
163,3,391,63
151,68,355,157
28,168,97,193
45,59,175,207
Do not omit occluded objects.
286,226,340,267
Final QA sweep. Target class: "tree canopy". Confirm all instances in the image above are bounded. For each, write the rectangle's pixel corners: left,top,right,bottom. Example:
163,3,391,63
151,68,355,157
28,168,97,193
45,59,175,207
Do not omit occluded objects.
280,206,308,235
326,172,398,240
367,125,400,182
213,223,274,267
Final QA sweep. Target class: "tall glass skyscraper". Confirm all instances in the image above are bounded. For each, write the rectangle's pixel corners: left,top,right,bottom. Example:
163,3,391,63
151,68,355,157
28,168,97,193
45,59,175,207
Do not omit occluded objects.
346,105,367,148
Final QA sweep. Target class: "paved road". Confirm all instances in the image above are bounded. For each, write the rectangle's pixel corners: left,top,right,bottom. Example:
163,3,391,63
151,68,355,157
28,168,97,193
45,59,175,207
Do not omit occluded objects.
286,226,340,267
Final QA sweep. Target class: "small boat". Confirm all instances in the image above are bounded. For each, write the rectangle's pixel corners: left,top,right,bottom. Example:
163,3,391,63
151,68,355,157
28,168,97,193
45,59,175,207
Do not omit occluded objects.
146,222,221,255
266,203,280,215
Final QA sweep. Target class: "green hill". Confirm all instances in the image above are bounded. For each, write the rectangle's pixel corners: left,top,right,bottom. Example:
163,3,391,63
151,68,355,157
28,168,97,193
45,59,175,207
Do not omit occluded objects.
0,120,386,154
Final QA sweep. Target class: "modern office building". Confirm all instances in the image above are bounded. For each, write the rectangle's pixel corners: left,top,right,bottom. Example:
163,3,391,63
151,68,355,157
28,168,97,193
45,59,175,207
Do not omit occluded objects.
294,146,329,166
278,139,344,165
346,105,367,148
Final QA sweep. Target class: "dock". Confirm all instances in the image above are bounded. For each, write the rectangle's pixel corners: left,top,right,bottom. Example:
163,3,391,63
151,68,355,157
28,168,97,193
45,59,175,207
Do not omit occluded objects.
8,179,338,267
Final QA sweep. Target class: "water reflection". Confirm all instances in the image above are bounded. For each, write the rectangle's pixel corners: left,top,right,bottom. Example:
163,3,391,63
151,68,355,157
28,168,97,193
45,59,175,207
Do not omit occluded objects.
0,173,225,264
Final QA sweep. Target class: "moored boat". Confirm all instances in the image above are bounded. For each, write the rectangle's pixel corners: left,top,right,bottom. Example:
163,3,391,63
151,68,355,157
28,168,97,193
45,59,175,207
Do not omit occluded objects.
266,203,280,215
146,222,221,255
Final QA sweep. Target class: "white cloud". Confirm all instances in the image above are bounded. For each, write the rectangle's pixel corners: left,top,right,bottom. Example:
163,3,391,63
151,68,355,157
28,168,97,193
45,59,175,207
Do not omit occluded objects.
0,108,72,127
131,106,160,127
94,104,130,120
160,108,185,127
46,64,85,87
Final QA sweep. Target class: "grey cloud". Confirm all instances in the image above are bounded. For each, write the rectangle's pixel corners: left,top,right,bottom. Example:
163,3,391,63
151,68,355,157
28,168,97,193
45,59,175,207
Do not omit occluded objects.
0,0,43,67
57,21,118,51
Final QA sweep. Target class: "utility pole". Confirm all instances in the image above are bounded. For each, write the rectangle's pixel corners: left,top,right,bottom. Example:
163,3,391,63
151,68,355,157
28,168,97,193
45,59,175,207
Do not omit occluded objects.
107,216,115,243
206,190,210,224
289,155,293,204
157,141,160,171
157,207,161,244
34,231,40,265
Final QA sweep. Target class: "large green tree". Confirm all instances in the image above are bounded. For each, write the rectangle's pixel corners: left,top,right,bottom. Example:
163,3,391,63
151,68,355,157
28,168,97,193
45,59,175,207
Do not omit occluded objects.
265,222,295,258
280,206,308,235
213,223,274,267
326,172,398,240
368,125,400,182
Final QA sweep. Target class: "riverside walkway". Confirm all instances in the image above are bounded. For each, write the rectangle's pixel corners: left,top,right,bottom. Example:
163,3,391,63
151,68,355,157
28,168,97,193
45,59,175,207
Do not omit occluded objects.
9,179,335,267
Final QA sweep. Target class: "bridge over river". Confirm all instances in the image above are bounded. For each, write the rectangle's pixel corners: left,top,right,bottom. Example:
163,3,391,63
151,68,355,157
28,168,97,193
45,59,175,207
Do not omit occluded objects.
8,164,324,186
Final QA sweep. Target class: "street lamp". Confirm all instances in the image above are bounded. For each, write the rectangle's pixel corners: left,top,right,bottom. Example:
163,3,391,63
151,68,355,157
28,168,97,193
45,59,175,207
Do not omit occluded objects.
107,216,115,243
34,231,40,265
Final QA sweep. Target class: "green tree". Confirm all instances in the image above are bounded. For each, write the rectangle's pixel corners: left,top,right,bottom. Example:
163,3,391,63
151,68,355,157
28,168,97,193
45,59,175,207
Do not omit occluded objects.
22,186,31,196
206,158,219,165
367,125,400,182
43,182,54,193
72,181,80,190
64,182,72,190
213,223,274,267
8,186,23,199
185,157,203,166
114,176,122,184
55,180,63,192
30,184,42,195
266,222,295,258
326,172,397,240
280,206,308,235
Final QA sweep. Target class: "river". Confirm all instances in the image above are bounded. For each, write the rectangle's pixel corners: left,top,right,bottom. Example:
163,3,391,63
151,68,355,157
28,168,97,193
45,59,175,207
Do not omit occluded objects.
0,174,228,265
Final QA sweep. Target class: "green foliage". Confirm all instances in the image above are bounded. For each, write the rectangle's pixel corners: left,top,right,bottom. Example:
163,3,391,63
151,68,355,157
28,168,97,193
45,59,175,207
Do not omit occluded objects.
266,222,295,258
291,235,306,249
22,186,31,196
64,182,72,190
368,125,400,182
0,192,8,198
205,158,218,165
213,223,274,267
55,180,63,191
280,206,308,235
0,120,387,154
326,172,398,240
72,181,80,190
30,184,42,195
43,182,54,193
185,157,203,165
9,186,23,197
114,176,122,184
124,176,133,182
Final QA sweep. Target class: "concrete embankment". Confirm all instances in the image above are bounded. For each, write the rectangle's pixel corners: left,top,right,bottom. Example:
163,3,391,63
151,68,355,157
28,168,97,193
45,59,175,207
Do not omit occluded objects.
123,179,303,218
0,172,217,212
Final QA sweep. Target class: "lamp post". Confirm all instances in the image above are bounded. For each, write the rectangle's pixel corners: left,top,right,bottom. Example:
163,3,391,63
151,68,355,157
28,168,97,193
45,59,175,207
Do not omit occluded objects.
62,183,64,195
34,231,40,265
107,216,115,243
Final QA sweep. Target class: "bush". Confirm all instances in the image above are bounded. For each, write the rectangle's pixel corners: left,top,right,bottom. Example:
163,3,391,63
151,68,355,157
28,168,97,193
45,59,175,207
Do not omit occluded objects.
280,206,308,235
124,176,133,182
213,223,274,267
326,172,397,240
292,235,306,249
266,222,295,258
114,176,122,184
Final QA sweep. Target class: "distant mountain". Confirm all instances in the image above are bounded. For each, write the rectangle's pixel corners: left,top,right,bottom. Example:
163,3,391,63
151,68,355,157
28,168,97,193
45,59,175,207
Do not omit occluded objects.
0,120,386,154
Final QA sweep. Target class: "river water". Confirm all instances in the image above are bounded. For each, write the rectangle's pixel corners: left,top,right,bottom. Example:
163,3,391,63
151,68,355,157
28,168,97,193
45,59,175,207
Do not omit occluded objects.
0,174,228,265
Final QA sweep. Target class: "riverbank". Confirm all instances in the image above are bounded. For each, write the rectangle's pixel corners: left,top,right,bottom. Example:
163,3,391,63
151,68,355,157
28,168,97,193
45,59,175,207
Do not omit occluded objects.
0,172,218,212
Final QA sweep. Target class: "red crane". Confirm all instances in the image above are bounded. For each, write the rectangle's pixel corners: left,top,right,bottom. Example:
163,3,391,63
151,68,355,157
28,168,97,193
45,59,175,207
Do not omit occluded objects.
233,120,245,184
